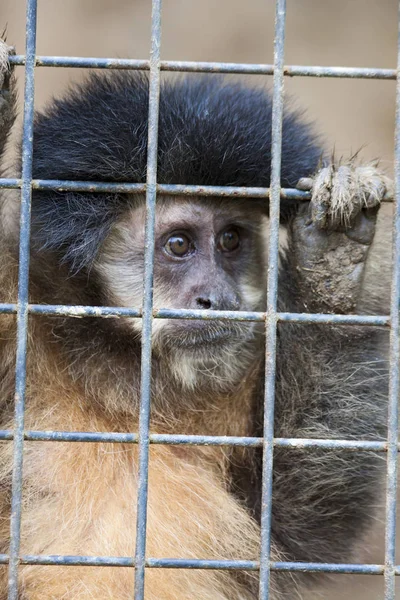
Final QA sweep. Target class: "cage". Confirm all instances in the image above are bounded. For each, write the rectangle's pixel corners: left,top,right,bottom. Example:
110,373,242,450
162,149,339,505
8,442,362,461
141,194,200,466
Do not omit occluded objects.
0,1,398,599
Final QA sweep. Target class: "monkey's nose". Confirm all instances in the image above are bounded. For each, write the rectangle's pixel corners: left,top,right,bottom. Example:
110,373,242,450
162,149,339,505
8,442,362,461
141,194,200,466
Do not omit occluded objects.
195,293,240,311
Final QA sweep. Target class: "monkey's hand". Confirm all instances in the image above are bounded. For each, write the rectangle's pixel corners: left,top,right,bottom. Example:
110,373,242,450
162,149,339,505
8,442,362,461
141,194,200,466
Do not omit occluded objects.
290,163,391,313
0,36,15,136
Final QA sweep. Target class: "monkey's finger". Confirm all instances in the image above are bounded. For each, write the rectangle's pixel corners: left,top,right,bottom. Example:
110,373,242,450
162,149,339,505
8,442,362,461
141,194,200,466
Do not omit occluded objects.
296,177,314,191
355,165,390,209
310,194,330,229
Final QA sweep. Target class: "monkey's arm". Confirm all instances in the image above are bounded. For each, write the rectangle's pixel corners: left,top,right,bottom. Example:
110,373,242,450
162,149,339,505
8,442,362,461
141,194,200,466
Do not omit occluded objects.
270,164,389,565
0,40,16,168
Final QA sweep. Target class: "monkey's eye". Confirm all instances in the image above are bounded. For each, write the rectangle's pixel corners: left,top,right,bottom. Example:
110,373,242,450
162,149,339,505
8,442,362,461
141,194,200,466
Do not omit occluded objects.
164,234,194,258
218,228,240,252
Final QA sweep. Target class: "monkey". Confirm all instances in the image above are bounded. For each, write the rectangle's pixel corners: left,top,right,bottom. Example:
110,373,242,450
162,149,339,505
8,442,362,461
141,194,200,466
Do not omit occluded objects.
0,37,391,599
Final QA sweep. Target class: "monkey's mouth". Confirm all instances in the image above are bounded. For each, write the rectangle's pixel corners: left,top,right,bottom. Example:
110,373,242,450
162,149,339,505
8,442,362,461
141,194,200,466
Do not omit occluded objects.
159,320,256,349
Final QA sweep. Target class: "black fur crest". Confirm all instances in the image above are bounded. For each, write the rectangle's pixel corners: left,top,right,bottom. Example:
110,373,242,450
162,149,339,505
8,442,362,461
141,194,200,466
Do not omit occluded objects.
30,73,321,271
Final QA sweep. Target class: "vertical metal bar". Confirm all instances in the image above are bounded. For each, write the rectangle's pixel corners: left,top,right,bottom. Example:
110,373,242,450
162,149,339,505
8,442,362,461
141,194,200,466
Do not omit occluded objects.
384,2,400,598
7,1,37,598
134,1,162,598
258,1,286,599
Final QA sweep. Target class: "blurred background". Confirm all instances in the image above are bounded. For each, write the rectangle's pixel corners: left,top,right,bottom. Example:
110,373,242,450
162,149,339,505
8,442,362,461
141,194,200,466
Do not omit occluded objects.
0,0,397,598
1,0,397,166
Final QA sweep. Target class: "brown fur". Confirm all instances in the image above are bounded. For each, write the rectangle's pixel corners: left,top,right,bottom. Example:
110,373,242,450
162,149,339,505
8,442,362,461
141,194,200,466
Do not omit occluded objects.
0,37,391,598
0,237,272,599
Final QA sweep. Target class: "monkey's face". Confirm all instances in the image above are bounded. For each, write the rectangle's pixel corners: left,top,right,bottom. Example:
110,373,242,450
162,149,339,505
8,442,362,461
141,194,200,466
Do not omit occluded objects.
96,197,266,385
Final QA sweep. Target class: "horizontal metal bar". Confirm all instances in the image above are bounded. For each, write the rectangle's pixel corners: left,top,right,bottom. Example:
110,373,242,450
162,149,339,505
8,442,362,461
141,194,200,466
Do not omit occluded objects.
156,184,309,200
0,178,20,189
155,307,264,321
278,312,390,326
0,554,261,569
147,558,259,570
0,178,394,202
0,553,394,574
8,54,397,80
0,303,391,326
0,304,16,315
0,430,391,451
0,554,136,567
0,178,309,199
271,562,385,575
274,438,387,451
29,304,142,318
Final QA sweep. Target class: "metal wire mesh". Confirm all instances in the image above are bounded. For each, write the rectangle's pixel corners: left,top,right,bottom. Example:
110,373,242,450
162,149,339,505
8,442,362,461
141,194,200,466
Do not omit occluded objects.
0,1,399,599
